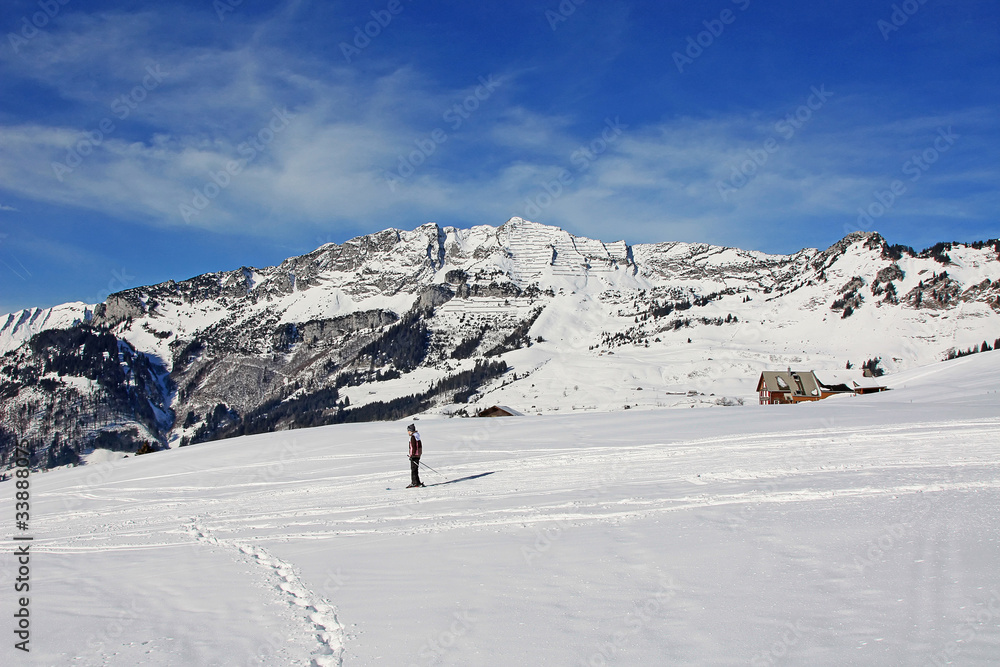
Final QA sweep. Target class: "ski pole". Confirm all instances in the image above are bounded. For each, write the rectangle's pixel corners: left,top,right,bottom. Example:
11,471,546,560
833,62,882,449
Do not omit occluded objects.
417,458,448,480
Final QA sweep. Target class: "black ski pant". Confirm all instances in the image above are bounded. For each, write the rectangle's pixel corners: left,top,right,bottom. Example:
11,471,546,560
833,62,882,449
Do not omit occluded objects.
410,456,422,486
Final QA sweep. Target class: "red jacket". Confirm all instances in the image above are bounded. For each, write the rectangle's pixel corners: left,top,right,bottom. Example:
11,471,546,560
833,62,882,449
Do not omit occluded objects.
408,432,422,458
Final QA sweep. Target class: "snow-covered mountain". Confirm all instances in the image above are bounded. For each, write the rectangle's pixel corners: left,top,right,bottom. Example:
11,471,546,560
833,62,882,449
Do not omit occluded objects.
2,217,999,463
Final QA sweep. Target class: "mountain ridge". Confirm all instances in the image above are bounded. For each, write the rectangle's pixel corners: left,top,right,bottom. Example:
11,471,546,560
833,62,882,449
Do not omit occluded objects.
0,219,870,350
2,217,999,466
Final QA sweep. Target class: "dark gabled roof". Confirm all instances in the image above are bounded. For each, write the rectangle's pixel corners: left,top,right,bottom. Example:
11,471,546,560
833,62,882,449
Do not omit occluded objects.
757,371,822,397
477,405,525,417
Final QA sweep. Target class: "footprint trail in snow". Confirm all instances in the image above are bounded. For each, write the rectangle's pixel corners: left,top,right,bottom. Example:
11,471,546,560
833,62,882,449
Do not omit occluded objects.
187,521,345,667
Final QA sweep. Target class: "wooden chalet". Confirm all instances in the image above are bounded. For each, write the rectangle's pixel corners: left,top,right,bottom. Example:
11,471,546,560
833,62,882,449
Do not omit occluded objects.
477,405,525,418
757,370,887,405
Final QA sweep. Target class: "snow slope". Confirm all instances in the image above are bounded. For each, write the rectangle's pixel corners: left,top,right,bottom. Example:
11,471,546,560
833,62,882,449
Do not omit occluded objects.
3,353,1000,666
0,302,92,352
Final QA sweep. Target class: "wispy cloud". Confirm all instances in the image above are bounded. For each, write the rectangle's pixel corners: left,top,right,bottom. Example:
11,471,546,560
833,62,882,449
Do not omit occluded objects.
0,5,996,256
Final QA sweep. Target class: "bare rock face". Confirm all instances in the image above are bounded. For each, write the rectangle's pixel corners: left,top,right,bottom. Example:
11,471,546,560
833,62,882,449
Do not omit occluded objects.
903,271,964,310
961,279,1000,312
93,291,146,326
415,285,454,311
875,264,905,285
272,310,400,351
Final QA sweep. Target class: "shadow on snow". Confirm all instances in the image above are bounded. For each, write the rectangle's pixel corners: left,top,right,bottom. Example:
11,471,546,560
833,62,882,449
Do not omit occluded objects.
425,471,497,487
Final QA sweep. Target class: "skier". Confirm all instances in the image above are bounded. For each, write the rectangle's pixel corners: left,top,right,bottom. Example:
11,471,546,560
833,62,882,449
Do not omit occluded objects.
407,424,424,488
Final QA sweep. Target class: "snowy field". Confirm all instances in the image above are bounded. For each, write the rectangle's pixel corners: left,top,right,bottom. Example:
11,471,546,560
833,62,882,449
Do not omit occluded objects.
3,352,1000,666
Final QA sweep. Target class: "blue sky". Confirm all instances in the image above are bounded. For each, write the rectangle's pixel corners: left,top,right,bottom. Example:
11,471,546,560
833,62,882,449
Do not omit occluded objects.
1,0,997,313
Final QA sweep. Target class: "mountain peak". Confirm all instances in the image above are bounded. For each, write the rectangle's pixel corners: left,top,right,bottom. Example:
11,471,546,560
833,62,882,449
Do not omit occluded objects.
3,219,1000,462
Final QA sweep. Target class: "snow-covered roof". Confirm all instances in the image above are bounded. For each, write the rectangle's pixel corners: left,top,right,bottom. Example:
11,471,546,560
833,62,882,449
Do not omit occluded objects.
813,370,887,390
478,405,525,417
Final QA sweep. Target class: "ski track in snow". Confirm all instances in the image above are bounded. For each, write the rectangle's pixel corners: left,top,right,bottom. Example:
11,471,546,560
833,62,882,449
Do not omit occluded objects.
30,417,1000,549
185,521,345,667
